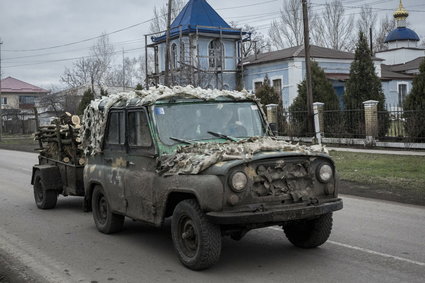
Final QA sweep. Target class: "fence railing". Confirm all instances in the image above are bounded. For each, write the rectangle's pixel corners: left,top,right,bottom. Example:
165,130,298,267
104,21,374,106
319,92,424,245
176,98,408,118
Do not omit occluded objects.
274,101,425,147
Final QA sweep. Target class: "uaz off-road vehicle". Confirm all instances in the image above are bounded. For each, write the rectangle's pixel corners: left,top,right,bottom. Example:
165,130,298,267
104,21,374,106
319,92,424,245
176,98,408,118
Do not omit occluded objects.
32,86,342,270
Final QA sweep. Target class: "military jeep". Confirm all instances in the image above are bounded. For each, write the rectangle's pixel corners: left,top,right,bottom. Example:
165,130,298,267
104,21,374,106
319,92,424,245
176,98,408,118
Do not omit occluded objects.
78,87,342,270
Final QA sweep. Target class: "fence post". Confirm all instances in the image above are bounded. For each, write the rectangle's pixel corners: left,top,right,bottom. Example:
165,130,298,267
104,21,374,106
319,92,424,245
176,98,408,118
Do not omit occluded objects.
313,102,324,144
363,100,379,146
266,104,278,135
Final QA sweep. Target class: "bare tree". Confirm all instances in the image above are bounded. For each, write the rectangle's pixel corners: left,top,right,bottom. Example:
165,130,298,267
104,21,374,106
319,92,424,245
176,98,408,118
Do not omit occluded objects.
229,22,271,57
268,0,316,49
149,0,185,34
312,0,355,51
374,15,396,52
357,5,378,36
105,57,139,88
60,33,115,96
37,86,63,116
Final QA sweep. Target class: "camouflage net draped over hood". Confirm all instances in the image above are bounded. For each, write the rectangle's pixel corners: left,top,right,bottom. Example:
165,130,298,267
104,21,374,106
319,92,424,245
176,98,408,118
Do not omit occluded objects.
80,85,256,156
158,137,329,176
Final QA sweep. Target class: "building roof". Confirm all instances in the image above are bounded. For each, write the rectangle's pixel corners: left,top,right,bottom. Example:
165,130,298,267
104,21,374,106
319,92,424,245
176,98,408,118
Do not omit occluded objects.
0,76,48,94
381,64,414,80
388,56,425,72
243,45,382,66
152,0,242,42
384,27,420,43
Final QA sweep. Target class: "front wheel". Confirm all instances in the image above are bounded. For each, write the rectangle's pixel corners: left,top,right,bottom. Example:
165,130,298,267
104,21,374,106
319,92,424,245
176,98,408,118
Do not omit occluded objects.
283,213,333,248
33,170,57,209
92,186,124,234
171,199,222,270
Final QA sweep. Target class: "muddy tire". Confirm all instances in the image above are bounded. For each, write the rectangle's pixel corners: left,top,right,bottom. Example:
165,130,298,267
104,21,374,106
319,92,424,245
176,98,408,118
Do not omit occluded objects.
171,199,221,270
33,170,57,209
92,185,124,234
283,213,333,248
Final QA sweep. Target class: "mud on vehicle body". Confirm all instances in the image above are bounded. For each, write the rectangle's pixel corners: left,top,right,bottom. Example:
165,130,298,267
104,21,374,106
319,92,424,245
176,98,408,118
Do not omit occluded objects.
32,86,343,270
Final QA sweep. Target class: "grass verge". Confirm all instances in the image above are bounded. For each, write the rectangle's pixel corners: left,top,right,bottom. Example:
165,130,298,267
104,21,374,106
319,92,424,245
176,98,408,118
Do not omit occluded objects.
0,135,37,152
330,150,425,205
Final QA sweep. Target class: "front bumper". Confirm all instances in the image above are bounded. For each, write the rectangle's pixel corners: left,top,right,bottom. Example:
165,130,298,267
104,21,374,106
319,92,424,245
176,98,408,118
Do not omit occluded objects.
206,198,343,225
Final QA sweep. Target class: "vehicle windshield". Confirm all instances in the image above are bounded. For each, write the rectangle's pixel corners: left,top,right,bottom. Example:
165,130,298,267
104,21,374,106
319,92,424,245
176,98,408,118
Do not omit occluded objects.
153,101,267,145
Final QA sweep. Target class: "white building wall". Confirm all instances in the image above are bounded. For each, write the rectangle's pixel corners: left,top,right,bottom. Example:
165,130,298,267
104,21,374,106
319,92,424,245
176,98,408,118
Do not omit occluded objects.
376,48,425,65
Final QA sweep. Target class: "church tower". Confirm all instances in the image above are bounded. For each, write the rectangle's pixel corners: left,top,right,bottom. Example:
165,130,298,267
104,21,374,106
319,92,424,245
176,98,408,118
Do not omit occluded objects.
145,0,247,90
384,0,420,49
377,0,424,65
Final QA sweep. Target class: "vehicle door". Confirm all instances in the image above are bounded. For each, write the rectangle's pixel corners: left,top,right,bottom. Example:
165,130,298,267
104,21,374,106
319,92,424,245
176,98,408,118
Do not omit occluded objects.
124,108,157,222
102,109,127,214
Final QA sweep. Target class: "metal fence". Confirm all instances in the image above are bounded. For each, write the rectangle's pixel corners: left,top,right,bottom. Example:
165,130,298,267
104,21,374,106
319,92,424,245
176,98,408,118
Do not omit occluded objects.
1,110,36,135
378,104,425,143
282,104,425,144
323,108,365,138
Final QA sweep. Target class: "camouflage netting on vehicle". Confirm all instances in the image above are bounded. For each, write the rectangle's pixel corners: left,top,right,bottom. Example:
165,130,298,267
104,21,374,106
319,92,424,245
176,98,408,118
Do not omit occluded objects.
158,137,329,176
80,85,256,156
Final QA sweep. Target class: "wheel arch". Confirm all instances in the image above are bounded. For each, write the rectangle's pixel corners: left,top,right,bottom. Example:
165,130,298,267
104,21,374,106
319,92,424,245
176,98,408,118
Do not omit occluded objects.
83,181,103,212
164,191,199,218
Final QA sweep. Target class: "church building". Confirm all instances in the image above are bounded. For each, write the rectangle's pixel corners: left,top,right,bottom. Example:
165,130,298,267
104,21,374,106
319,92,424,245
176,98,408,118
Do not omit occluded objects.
146,0,424,109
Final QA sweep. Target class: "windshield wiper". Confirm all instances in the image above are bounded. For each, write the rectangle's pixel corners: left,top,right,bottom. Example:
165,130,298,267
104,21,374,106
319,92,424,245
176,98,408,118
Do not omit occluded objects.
169,137,192,145
207,131,237,142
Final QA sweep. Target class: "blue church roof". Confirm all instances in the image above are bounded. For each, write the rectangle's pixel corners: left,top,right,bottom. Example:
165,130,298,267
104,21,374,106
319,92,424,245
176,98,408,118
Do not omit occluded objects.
152,0,242,42
384,27,420,43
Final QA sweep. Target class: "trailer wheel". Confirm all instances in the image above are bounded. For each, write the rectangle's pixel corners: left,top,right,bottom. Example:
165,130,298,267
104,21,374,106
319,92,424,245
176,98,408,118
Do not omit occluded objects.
33,170,58,209
92,185,124,234
171,199,221,270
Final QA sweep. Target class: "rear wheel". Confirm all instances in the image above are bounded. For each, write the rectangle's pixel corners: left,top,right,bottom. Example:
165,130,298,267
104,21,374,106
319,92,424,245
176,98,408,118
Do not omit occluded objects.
283,213,333,248
33,170,57,209
92,185,124,234
171,199,221,270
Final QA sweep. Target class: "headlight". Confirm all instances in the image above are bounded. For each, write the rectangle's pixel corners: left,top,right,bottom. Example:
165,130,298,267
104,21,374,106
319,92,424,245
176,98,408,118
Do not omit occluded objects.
317,164,333,183
230,171,248,192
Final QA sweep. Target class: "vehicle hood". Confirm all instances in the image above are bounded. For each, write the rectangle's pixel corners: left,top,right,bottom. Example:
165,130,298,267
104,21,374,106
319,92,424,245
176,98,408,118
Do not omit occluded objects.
157,137,329,176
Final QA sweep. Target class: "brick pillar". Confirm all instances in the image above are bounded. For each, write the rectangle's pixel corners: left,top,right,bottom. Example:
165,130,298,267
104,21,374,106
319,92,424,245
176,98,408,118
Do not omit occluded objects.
363,100,379,145
266,104,278,135
313,102,324,144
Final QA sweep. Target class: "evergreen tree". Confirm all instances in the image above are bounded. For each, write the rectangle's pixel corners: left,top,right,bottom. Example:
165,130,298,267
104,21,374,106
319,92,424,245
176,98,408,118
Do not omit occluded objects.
135,83,144,90
77,88,94,115
254,75,286,134
345,32,389,137
403,58,425,141
289,61,340,136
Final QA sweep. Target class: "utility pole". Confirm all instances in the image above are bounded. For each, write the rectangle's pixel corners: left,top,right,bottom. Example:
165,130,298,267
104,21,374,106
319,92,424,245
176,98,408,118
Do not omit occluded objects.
302,0,314,134
0,38,3,142
164,0,172,87
369,27,373,55
122,48,125,91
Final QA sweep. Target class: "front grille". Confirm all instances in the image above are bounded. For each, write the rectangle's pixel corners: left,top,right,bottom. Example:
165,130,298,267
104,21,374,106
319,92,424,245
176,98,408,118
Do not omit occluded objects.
250,158,315,202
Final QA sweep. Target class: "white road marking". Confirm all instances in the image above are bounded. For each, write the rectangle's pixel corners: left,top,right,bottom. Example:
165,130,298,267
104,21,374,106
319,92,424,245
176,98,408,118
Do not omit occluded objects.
267,227,425,267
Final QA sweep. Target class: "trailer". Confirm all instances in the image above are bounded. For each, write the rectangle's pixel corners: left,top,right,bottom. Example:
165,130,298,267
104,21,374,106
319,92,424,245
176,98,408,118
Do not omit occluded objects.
31,112,85,209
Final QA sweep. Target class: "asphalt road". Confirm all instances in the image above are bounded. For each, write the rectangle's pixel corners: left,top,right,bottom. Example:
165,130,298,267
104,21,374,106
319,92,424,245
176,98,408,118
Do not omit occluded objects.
0,149,424,283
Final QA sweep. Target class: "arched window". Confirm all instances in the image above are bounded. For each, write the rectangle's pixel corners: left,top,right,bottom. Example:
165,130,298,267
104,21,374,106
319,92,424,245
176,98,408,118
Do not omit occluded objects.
209,39,224,69
171,43,177,69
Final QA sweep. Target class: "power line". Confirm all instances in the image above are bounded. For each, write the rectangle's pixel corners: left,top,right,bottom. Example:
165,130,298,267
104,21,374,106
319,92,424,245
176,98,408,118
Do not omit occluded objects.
3,47,145,69
3,0,279,53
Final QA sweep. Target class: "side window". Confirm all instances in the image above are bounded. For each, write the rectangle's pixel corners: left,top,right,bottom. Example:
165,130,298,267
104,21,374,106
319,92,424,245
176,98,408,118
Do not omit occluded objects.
106,111,125,146
128,110,152,147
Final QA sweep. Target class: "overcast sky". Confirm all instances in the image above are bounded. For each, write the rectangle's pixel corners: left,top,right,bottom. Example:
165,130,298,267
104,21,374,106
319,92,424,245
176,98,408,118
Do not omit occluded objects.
0,0,424,90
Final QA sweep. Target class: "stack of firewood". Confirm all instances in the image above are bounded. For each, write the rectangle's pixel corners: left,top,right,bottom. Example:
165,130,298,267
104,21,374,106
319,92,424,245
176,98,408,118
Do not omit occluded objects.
35,112,86,165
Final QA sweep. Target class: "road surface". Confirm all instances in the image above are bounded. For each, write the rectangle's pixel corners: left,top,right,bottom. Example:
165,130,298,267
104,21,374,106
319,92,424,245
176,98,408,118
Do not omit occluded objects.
0,149,424,283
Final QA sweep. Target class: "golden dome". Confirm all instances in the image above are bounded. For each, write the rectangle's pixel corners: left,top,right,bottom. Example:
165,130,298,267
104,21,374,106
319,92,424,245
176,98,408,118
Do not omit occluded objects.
394,0,409,20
